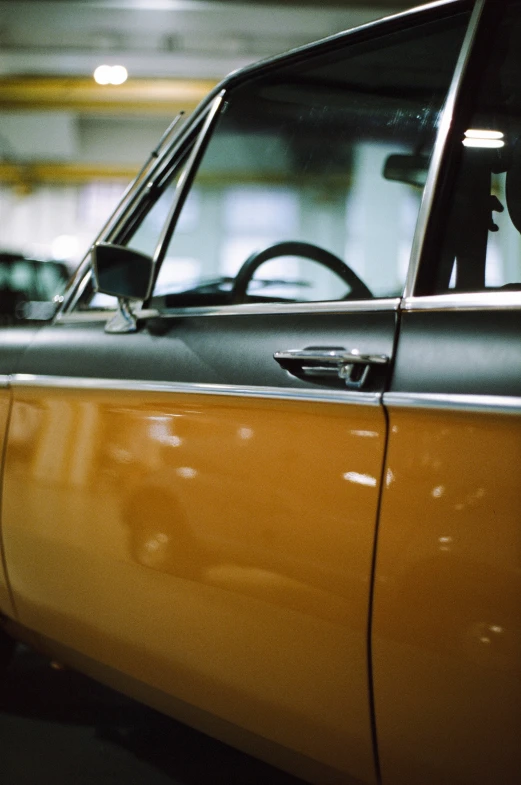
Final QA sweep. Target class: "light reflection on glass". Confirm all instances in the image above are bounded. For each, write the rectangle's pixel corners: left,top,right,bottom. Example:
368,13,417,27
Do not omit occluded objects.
465,129,504,140
343,471,377,487
463,129,505,148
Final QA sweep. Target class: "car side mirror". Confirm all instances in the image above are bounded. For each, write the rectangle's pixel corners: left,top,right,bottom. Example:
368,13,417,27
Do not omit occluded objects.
92,243,154,301
92,243,155,333
383,154,429,188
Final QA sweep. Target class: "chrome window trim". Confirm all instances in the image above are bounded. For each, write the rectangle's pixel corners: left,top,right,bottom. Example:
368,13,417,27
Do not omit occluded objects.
210,0,469,89
148,92,226,299
384,392,521,415
11,374,381,407
155,298,401,317
55,309,160,324
402,292,521,311
55,298,401,324
403,0,486,299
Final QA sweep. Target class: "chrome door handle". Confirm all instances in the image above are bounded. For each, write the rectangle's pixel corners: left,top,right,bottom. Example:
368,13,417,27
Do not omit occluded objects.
273,347,388,389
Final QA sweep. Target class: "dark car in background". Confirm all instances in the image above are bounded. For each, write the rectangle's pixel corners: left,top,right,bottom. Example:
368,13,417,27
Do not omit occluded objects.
0,252,69,324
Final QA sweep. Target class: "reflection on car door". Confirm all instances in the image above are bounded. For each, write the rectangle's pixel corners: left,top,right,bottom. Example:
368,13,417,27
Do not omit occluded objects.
2,307,394,785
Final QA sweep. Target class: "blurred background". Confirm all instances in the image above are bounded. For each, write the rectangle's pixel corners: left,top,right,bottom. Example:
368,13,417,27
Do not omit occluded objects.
0,0,414,276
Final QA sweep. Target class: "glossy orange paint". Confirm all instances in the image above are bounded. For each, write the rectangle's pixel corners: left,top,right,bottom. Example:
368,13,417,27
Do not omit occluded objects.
2,385,386,784
373,406,521,785
0,387,14,618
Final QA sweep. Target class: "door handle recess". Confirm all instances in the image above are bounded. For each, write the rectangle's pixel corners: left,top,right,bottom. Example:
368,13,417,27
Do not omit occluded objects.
273,347,389,390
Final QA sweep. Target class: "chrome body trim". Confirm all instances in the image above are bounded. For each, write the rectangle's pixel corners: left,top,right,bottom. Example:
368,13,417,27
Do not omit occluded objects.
56,299,400,324
384,392,521,415
55,309,159,324
156,298,401,317
0,376,9,389
403,0,485,299
11,374,381,406
403,292,521,311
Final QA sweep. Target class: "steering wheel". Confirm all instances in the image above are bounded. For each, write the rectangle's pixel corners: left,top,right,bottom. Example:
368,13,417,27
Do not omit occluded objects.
230,241,372,304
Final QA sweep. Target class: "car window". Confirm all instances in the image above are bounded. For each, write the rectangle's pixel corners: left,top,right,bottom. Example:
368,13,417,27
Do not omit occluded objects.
419,1,521,296
126,177,178,259
137,12,470,309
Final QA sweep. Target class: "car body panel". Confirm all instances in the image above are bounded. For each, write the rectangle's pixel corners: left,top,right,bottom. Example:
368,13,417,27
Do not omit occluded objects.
0,305,396,785
3,382,385,783
373,403,521,785
372,305,521,785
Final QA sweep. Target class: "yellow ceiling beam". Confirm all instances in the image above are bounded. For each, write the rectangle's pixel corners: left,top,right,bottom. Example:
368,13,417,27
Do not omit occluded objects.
0,161,139,185
0,77,218,114
0,162,352,189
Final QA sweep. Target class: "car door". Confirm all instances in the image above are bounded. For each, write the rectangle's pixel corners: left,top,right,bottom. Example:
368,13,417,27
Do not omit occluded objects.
0,5,470,785
373,2,521,784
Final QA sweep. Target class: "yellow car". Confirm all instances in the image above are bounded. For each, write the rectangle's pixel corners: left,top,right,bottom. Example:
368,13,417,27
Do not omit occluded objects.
0,0,520,783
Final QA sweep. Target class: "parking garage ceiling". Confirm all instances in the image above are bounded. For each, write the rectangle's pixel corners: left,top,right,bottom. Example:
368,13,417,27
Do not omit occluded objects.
0,1,412,82
0,0,416,185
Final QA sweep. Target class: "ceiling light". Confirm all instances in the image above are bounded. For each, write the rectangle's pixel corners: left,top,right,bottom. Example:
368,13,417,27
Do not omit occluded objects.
110,65,128,85
94,65,112,85
94,64,128,85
